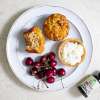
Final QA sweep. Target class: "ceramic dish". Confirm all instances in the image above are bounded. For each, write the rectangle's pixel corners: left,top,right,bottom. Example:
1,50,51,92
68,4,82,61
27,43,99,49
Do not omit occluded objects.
6,5,93,91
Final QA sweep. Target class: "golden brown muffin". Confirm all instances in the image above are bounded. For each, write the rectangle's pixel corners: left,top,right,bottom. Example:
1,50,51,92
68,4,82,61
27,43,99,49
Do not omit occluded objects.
58,38,86,67
23,26,45,53
44,13,69,41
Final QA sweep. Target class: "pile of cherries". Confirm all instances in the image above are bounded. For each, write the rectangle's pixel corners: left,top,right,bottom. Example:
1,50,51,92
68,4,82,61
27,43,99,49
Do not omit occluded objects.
24,52,66,84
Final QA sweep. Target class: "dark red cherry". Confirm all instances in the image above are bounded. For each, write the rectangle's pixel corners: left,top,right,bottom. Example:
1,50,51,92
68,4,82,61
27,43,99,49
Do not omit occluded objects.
52,68,57,76
34,62,41,68
36,71,45,79
31,67,38,76
25,57,33,66
40,55,47,63
46,77,55,84
50,60,57,67
48,52,55,60
57,68,66,77
45,69,53,77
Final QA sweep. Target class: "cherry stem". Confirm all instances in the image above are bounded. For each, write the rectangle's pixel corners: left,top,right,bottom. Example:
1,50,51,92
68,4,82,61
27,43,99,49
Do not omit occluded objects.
44,62,49,67
44,59,50,66
42,79,49,88
61,77,64,88
37,80,41,90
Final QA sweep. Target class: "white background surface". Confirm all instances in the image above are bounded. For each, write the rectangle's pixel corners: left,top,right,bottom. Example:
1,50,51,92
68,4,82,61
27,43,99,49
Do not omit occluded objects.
0,0,100,100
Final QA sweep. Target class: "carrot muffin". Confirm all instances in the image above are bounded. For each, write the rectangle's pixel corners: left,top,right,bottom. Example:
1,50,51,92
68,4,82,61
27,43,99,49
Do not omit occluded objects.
44,13,69,41
23,26,45,53
58,38,86,67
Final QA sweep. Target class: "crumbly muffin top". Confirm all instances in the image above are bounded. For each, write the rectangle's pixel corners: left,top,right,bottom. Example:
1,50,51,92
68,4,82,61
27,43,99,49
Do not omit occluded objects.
44,13,69,41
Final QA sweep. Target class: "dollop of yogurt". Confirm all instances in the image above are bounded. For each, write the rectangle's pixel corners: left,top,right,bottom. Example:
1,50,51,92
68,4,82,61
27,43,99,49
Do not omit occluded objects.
62,42,84,65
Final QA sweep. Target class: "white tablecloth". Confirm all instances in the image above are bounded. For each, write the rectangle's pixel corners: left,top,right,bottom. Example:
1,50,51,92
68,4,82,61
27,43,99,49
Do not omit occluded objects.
0,0,100,100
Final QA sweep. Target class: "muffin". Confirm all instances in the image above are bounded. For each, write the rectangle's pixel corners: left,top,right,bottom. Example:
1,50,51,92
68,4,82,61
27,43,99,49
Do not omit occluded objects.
23,26,45,53
58,38,86,67
44,13,69,41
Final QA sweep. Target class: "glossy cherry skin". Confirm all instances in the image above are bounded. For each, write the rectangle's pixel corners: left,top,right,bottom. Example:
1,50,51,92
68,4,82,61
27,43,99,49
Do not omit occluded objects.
45,69,53,77
40,55,47,64
52,68,57,76
57,68,66,77
49,60,57,67
25,57,33,66
31,67,38,76
46,77,55,84
34,62,41,68
48,52,55,60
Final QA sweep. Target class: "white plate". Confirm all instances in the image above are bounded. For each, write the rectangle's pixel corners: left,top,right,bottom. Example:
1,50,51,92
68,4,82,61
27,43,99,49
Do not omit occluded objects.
6,5,93,91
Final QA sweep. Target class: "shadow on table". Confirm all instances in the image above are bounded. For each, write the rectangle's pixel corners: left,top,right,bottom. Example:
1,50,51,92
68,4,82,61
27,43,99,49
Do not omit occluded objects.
0,8,33,91
68,84,82,98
